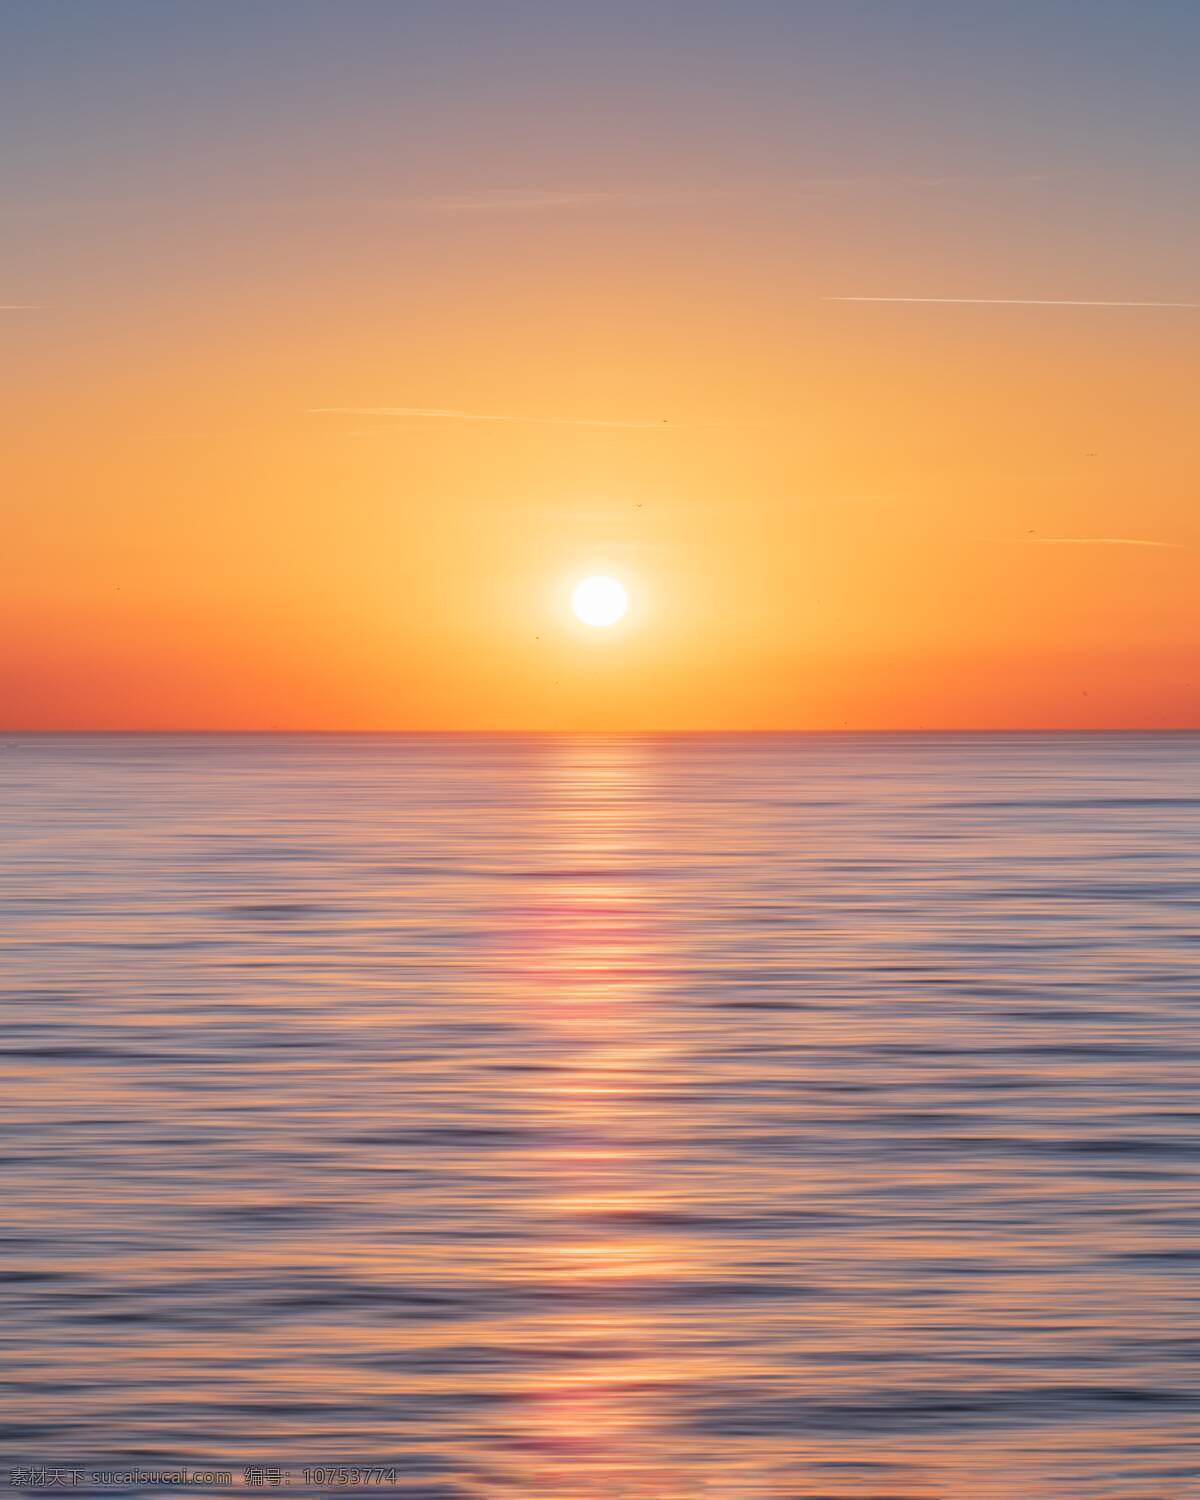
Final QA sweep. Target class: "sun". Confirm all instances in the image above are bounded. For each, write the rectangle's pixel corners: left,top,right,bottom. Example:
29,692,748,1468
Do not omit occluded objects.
571,575,628,628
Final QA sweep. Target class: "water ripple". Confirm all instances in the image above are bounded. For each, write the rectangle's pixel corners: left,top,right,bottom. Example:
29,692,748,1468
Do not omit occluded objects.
1,732,1199,1497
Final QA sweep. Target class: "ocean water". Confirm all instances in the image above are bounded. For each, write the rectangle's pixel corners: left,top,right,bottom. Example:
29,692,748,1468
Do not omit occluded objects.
1,732,1199,1499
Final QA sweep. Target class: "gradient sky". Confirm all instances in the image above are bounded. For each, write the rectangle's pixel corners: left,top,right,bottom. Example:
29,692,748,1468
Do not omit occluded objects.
3,0,1198,729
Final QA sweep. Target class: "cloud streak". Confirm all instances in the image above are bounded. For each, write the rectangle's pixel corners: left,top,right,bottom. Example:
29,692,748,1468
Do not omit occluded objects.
310,406,676,430
405,187,735,214
1030,537,1178,548
828,296,1198,308
410,172,1053,215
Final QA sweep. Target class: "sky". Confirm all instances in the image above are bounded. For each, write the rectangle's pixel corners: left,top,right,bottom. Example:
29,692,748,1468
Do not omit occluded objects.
3,0,1198,729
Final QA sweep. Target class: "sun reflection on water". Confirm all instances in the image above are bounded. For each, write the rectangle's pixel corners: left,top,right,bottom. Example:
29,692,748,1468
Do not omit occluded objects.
473,738,715,1499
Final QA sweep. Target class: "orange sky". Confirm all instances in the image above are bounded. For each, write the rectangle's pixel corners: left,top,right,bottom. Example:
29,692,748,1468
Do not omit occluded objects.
3,4,1198,729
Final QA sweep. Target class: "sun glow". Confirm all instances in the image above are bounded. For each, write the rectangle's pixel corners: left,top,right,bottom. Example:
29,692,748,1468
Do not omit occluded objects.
571,576,628,628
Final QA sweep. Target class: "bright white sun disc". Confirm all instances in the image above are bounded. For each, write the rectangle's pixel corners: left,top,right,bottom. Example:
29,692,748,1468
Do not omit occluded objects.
571,575,628,628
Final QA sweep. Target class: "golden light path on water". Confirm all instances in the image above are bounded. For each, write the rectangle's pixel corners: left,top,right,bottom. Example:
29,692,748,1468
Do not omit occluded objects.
477,738,711,1497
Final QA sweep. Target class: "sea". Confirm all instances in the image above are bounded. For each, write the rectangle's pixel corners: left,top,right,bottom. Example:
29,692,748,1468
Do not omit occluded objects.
1,732,1198,1498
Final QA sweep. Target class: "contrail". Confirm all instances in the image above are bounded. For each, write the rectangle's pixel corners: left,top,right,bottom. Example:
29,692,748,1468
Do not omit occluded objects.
828,296,1198,308
1032,537,1177,548
310,406,672,430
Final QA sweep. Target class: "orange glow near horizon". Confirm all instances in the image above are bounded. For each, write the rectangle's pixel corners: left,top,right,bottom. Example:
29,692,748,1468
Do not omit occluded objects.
6,289,1197,730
